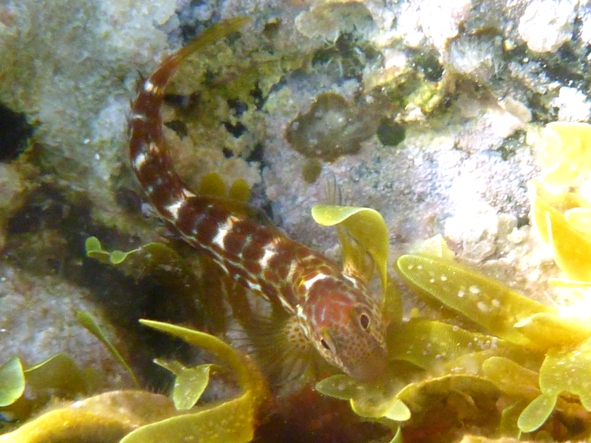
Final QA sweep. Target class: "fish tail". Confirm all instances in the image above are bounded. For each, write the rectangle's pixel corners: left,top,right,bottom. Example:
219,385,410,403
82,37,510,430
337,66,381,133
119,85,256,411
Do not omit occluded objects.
128,18,250,222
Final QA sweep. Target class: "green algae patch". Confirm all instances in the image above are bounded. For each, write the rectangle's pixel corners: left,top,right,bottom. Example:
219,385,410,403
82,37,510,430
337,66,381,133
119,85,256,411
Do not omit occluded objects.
317,374,410,422
531,183,591,282
124,320,269,443
537,339,591,410
517,393,557,433
0,354,116,438
1,321,269,443
1,353,94,411
153,360,216,411
139,320,268,404
23,353,92,396
312,204,389,289
308,201,591,439
0,358,25,407
394,245,591,436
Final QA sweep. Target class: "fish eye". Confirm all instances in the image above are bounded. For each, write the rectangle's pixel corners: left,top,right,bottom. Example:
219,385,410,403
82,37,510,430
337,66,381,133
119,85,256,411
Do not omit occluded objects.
359,313,370,330
320,338,332,351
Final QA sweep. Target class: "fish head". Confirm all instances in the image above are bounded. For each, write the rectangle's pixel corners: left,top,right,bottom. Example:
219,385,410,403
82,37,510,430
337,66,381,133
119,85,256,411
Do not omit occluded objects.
300,275,388,382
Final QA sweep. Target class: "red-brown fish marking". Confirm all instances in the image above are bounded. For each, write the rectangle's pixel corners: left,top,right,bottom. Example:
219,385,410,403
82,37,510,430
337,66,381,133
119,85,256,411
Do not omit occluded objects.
128,19,388,382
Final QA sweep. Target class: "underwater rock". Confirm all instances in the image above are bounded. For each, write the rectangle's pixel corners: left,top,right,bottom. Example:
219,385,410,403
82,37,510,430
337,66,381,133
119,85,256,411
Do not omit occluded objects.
0,263,133,391
295,2,375,42
551,86,591,122
517,0,578,53
446,32,503,83
285,92,380,162
0,162,29,252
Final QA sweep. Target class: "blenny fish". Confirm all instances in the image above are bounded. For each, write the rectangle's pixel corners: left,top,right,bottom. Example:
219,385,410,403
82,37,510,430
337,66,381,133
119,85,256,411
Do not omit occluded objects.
128,18,388,382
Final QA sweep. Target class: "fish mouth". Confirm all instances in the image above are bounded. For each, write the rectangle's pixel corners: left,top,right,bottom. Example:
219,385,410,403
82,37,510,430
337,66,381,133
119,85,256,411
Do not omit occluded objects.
346,346,388,382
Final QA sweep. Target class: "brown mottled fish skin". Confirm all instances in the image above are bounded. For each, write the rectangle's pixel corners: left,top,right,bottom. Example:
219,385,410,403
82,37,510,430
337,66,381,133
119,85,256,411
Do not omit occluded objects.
128,19,388,382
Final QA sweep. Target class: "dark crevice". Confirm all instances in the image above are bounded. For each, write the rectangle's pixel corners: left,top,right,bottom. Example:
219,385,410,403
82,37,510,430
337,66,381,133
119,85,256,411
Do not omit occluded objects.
0,102,34,162
3,185,202,390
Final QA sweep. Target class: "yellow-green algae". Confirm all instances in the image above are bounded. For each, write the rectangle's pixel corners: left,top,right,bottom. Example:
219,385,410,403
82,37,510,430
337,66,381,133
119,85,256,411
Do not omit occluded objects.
312,121,591,441
0,390,177,443
314,194,591,440
311,204,390,289
0,358,25,408
0,321,268,443
76,311,139,388
152,360,217,411
531,122,591,282
121,320,269,443
0,353,96,430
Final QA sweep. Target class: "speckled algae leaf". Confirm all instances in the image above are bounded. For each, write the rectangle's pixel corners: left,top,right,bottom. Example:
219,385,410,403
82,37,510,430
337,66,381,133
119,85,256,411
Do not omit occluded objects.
121,394,256,443
388,320,521,372
539,339,591,409
396,254,553,347
0,357,25,407
122,320,269,443
514,333,591,433
0,390,177,443
316,374,410,421
481,357,540,398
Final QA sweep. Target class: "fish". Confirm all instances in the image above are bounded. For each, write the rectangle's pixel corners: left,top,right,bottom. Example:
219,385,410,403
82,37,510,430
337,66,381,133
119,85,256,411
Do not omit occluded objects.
128,18,388,382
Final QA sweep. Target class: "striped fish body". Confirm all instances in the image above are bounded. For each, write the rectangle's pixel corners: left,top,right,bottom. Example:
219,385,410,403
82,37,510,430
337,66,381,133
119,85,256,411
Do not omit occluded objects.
128,19,388,382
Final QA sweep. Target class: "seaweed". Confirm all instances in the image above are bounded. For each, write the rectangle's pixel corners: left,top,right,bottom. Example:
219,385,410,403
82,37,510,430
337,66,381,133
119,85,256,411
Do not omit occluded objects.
0,359,25,408
0,321,268,443
0,353,96,432
76,311,139,388
120,320,269,443
312,196,591,440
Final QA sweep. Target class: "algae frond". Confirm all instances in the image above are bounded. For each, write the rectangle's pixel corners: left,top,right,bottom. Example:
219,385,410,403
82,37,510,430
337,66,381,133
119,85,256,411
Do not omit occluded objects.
313,196,591,440
0,321,268,443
